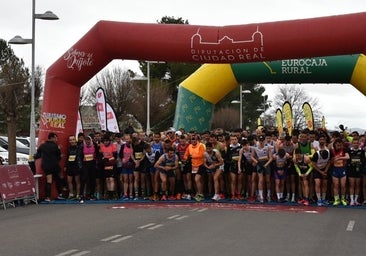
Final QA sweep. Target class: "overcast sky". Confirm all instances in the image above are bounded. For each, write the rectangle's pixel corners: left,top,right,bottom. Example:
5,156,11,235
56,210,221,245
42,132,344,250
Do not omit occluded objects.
2,0,366,131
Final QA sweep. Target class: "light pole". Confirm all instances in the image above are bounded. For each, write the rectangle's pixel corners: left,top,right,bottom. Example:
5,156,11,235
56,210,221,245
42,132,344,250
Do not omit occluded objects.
132,61,164,135
9,0,58,161
231,85,251,129
256,94,270,126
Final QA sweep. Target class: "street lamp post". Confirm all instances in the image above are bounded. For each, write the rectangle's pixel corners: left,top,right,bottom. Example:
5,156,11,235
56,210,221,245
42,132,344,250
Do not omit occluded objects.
9,0,58,161
231,85,251,129
256,94,269,126
146,61,151,135
132,61,164,135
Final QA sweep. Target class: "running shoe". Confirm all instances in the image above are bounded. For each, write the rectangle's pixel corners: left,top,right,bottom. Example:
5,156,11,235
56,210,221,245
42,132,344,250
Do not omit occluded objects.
57,194,65,200
186,194,192,200
149,194,158,201
161,195,167,201
168,195,176,200
237,194,244,200
355,201,361,206
297,198,305,204
341,198,347,206
248,196,255,203
219,193,226,200
321,199,329,205
317,200,323,206
333,199,341,206
212,194,220,201
350,201,355,206
176,193,182,200
194,194,204,202
279,198,286,203
44,197,51,202
303,199,310,206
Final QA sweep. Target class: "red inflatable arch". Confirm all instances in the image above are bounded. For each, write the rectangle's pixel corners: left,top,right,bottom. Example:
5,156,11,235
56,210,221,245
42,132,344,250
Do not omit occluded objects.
39,12,366,197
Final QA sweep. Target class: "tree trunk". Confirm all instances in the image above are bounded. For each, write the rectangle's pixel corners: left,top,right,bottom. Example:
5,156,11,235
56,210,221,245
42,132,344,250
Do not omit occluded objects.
7,115,17,165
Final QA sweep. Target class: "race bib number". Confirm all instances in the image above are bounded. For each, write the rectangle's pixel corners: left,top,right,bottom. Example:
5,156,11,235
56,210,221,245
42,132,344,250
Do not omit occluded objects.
84,154,93,161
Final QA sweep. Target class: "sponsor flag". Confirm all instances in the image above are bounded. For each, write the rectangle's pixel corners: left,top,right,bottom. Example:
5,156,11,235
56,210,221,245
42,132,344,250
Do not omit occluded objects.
282,101,293,136
322,116,326,129
75,107,84,136
96,87,107,131
276,108,283,134
106,103,120,133
257,117,264,130
302,102,314,131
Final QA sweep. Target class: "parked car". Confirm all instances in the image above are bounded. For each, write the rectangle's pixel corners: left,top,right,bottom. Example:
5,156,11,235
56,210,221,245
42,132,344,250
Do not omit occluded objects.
16,136,38,149
0,146,29,165
16,136,30,147
0,136,30,155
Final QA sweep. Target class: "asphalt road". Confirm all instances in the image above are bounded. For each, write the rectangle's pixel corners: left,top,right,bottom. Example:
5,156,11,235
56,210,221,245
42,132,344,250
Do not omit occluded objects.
0,202,365,256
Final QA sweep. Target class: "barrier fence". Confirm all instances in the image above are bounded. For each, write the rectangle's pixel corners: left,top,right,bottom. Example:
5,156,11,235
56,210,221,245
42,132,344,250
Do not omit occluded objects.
0,165,38,209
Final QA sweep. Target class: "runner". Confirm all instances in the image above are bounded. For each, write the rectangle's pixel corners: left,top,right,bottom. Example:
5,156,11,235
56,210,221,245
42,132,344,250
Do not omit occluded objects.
330,138,350,206
154,146,179,200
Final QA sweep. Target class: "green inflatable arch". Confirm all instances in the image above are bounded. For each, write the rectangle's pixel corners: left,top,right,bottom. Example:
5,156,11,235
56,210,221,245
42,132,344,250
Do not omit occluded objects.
173,54,366,132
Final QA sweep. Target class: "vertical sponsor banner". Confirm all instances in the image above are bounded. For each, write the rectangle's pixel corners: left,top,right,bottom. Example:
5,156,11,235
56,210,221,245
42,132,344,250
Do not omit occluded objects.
106,103,120,133
302,102,314,131
321,116,326,129
257,117,264,130
75,107,84,136
96,87,107,131
282,101,293,136
276,108,284,134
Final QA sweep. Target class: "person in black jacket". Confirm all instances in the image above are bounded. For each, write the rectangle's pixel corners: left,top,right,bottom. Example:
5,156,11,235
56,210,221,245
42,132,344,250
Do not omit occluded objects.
34,132,65,202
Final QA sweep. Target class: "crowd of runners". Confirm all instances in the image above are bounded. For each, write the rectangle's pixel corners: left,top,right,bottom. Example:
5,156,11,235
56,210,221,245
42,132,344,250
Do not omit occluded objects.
37,126,366,206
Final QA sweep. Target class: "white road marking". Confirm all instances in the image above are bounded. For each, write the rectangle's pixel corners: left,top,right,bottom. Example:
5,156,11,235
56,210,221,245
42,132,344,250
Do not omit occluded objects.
70,251,91,256
111,235,133,243
111,206,126,209
54,250,79,256
54,250,90,256
190,208,199,212
304,210,319,214
168,215,181,219
100,234,122,242
346,220,355,231
175,215,189,220
148,224,164,230
198,208,208,212
138,223,157,229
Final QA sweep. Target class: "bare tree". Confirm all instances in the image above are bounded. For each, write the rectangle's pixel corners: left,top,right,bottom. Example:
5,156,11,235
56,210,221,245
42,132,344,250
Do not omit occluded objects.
271,85,323,130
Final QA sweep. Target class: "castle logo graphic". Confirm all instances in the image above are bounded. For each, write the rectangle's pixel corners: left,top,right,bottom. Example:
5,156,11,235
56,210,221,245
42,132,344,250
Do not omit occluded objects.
190,27,265,62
